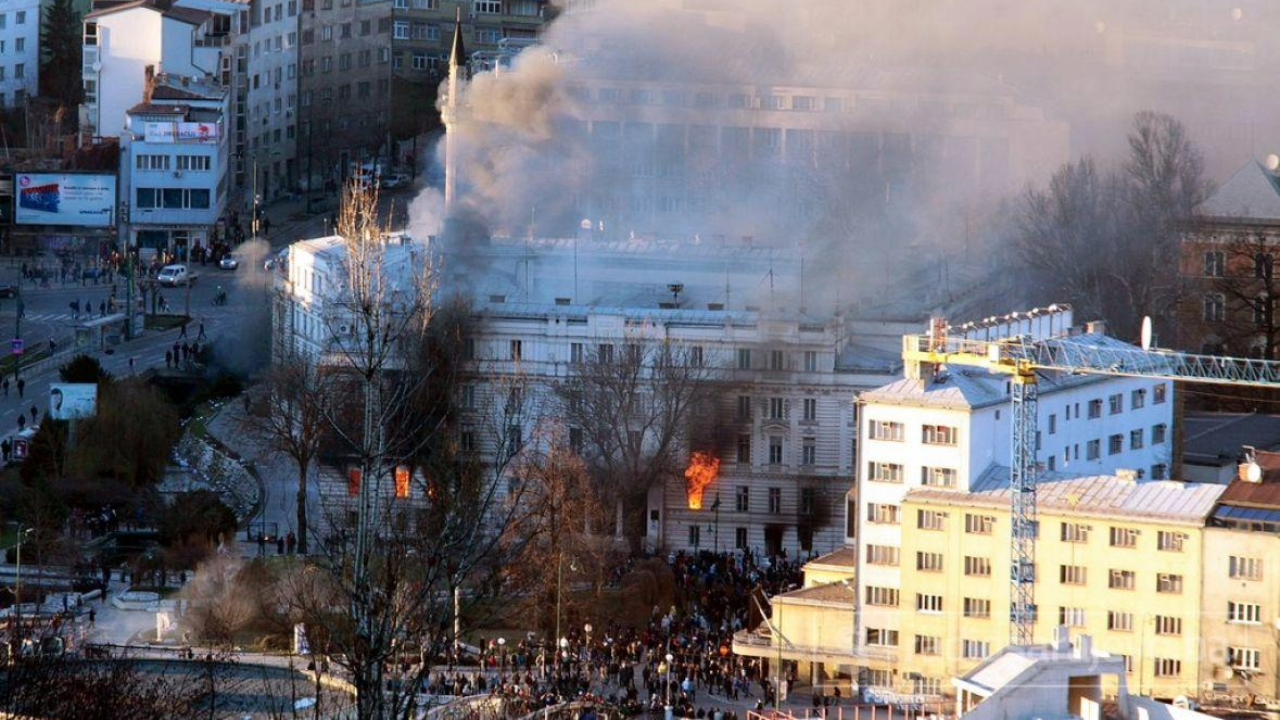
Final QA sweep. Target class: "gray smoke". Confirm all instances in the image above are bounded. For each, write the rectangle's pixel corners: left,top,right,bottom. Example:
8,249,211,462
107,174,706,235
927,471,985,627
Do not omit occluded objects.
410,0,1280,312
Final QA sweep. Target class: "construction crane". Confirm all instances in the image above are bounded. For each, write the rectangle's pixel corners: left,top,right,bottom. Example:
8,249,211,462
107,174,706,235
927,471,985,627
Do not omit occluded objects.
903,312,1280,645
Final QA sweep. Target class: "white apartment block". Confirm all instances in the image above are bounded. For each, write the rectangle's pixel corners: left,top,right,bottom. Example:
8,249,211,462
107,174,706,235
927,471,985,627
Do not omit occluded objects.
120,74,231,255
83,0,297,202
0,0,40,110
854,309,1175,653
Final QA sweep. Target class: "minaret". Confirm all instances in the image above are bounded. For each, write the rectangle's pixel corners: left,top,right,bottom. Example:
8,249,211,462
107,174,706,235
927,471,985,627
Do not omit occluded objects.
443,8,466,219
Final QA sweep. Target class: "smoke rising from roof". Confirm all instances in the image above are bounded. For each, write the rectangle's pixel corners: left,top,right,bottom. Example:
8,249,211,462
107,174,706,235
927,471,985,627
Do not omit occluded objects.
416,0,1280,313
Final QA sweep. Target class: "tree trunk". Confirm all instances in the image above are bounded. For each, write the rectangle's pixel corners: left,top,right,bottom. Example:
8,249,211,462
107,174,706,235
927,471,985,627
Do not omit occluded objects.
296,460,309,554
614,498,624,539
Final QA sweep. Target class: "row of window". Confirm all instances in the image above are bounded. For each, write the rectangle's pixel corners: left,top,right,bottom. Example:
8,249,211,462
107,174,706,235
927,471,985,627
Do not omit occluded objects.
301,49,392,75
135,154,213,172
867,420,957,445
0,63,27,83
502,340,828,374
1203,250,1274,280
306,18,391,43
685,525,815,552
1060,523,1187,551
0,10,29,27
1201,291,1278,328
135,187,212,210
867,462,957,486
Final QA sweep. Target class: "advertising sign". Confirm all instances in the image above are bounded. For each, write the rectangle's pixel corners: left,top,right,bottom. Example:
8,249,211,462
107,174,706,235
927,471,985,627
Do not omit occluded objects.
14,174,116,228
144,122,220,144
49,383,98,421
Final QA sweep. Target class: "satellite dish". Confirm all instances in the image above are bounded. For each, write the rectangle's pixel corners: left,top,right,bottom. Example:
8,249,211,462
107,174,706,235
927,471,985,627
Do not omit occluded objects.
1141,316,1153,351
91,62,102,72
1266,154,1280,172
1232,7,1243,21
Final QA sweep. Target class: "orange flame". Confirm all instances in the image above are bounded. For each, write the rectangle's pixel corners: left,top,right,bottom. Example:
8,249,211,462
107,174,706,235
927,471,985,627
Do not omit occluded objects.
684,452,720,510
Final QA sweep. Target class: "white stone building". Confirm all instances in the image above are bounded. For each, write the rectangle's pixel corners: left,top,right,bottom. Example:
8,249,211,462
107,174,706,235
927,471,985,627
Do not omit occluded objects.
0,0,41,110
853,307,1176,656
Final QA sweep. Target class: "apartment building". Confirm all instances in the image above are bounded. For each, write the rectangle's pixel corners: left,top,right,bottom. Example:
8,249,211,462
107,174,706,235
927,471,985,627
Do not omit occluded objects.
1177,158,1280,358
297,0,392,187
391,0,544,77
239,0,300,199
897,472,1222,700
120,73,231,255
0,0,41,110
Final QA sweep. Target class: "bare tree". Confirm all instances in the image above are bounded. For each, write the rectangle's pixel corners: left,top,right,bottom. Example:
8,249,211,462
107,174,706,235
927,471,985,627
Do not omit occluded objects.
554,338,713,544
243,347,330,554
1016,111,1212,339
1202,231,1280,358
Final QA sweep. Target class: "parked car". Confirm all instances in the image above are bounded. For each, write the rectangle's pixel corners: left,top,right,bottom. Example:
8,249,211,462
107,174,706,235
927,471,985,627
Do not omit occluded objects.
380,173,411,190
157,264,194,287
219,254,240,270
0,284,18,298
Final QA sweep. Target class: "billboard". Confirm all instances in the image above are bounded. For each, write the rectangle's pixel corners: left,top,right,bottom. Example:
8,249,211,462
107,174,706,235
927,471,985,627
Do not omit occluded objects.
15,173,116,228
144,122,220,144
49,383,98,421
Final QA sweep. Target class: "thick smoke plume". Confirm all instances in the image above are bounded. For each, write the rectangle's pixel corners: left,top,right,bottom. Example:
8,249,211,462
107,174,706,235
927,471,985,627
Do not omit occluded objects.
420,0,1280,311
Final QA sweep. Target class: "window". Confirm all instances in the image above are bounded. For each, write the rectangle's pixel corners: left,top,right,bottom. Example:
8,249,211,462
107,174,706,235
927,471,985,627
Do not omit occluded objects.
803,350,817,372
1228,601,1262,624
868,419,904,441
687,524,701,547
1152,615,1182,635
736,395,752,420
1086,439,1101,460
736,348,751,369
136,154,170,170
1154,384,1167,404
1156,573,1183,594
1204,250,1225,277
866,545,899,566
965,514,994,534
801,440,816,466
1088,399,1103,418
916,594,943,613
767,487,781,513
767,437,783,465
568,427,582,454
963,598,991,618
1151,463,1167,479
176,155,212,171
1108,611,1133,632
921,466,957,488
1107,393,1123,415
509,339,522,360
768,397,785,420
735,434,750,463
922,424,957,445
799,487,815,515
914,635,940,655
1108,569,1135,590
474,0,501,12
1060,565,1087,585
1058,607,1086,628
964,556,991,577
1154,658,1181,678
865,586,898,606
570,342,583,364
1131,388,1146,409
597,343,614,363
1204,293,1226,322
1061,523,1091,543
1109,527,1138,548
1230,648,1262,671
769,349,785,370
962,640,990,660
392,21,409,39
15,10,24,23
1229,556,1263,580
802,398,817,422
867,503,900,525
868,462,903,483
734,486,749,512
690,346,704,367
1108,434,1123,455
917,510,947,531
1048,413,1057,434
866,628,898,647
1157,531,1185,552
1128,428,1144,450
734,527,747,549
917,552,943,572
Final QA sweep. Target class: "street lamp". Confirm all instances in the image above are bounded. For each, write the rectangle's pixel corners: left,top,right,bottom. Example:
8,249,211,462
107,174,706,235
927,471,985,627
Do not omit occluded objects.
498,636,506,680
559,636,568,673
664,651,674,718
11,527,33,645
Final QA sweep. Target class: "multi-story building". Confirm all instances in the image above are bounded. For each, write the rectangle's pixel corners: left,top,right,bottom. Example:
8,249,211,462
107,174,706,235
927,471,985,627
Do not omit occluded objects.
297,0,393,188
1178,158,1280,358
119,72,231,256
240,0,300,200
0,0,41,110
273,229,916,553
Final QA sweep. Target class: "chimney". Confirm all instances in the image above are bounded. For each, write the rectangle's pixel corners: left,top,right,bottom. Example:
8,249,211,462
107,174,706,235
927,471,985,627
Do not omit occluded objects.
1075,634,1093,659
1085,320,1107,336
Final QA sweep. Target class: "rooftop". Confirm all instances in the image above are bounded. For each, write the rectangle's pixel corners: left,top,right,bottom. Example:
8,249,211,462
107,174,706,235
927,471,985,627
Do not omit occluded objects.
908,467,1227,525
804,547,858,570
772,582,853,607
86,0,211,24
1182,412,1280,467
1198,160,1280,223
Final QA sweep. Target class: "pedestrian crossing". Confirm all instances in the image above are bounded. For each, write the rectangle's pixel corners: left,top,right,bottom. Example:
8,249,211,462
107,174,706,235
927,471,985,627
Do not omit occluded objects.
20,312,93,323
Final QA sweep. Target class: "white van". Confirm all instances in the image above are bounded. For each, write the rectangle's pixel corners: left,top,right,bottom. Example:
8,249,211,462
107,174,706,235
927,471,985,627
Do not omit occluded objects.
157,264,192,287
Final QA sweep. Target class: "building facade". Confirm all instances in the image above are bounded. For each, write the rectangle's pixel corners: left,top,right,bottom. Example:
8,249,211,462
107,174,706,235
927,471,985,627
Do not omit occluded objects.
0,0,41,110
120,74,230,256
